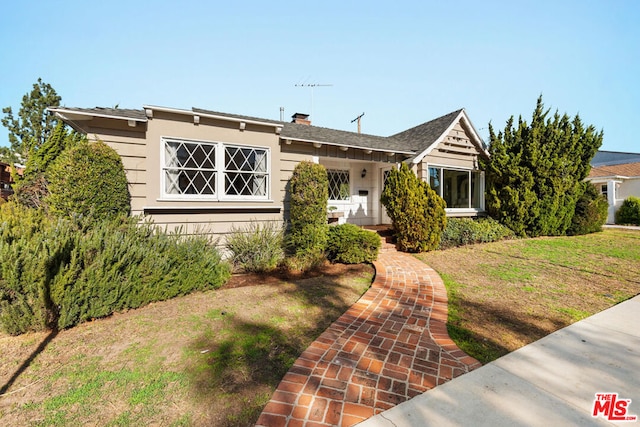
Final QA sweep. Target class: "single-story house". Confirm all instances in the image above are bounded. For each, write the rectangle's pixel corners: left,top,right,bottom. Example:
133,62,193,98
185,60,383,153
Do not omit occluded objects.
587,150,640,223
49,105,488,241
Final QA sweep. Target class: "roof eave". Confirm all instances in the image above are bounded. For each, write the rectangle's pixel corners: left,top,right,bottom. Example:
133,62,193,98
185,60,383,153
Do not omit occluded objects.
280,136,414,156
47,107,147,123
586,175,629,181
144,105,282,129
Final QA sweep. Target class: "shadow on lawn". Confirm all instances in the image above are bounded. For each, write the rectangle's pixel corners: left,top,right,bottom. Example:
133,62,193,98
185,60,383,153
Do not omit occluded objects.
0,327,59,396
183,268,371,426
449,297,569,364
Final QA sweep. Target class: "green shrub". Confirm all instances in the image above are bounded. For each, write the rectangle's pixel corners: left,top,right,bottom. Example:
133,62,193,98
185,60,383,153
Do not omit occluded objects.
380,163,447,252
0,211,231,335
46,140,130,220
616,196,640,226
225,221,284,273
285,162,329,270
284,224,328,271
568,183,609,235
439,217,516,249
326,224,381,264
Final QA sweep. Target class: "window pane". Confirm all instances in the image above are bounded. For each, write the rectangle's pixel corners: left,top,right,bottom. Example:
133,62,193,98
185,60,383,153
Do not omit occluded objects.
429,167,441,196
163,139,216,196
471,171,482,208
443,169,469,208
224,146,269,197
328,170,350,200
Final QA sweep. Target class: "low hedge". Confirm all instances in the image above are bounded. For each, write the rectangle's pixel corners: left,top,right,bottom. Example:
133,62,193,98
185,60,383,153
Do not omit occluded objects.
439,217,515,249
0,204,231,335
326,223,380,264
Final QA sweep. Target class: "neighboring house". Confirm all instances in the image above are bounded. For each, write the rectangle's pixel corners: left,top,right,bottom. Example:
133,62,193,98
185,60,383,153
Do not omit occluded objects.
49,105,488,241
0,162,17,201
587,151,640,223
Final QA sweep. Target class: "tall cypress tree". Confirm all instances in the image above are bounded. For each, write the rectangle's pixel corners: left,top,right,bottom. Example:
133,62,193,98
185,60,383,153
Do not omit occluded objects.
483,96,603,237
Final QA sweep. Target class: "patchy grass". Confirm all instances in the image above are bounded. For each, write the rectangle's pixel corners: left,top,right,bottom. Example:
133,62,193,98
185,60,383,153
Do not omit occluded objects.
416,228,640,364
0,264,374,427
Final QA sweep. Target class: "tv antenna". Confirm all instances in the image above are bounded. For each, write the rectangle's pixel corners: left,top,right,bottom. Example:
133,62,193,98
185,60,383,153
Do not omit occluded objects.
295,83,333,121
351,112,365,134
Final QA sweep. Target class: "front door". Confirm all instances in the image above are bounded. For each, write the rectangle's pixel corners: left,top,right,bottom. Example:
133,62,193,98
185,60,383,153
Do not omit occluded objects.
380,166,392,224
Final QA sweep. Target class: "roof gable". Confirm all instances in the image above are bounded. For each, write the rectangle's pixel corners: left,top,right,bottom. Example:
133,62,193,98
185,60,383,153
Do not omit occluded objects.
391,109,486,163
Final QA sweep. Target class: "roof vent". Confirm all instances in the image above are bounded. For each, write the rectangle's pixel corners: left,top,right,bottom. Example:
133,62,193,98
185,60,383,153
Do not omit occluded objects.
291,113,311,125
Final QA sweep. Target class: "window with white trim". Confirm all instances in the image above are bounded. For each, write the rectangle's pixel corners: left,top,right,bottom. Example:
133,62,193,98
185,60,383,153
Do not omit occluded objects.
428,166,483,209
224,145,268,197
599,184,608,201
162,137,269,200
327,169,350,200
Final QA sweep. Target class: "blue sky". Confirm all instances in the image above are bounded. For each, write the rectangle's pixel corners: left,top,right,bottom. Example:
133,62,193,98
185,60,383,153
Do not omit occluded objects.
1,0,638,152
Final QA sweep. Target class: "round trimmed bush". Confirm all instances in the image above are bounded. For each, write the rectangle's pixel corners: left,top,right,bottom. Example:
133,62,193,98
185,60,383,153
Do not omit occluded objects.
46,140,130,220
616,196,640,225
326,223,381,264
568,183,609,235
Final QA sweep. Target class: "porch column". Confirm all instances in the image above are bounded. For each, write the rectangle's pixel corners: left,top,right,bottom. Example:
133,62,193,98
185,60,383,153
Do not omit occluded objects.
607,180,617,224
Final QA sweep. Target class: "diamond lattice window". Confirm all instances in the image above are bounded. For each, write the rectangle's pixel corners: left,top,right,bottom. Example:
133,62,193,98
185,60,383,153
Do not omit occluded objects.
224,146,268,197
162,138,269,200
164,139,216,195
328,169,350,200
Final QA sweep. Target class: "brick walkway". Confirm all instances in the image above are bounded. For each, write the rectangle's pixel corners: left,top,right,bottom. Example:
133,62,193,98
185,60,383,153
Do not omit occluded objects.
256,245,481,427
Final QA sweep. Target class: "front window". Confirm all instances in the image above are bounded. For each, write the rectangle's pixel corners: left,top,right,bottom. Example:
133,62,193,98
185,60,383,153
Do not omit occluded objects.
428,166,483,210
164,139,216,196
328,169,350,200
162,137,269,200
600,184,608,201
224,146,268,197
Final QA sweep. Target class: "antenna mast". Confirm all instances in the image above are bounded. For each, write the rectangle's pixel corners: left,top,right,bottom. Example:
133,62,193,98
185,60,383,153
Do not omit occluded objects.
295,83,333,121
351,112,365,134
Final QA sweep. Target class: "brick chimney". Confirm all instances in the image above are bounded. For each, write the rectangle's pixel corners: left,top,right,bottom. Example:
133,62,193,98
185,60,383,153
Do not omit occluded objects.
291,113,311,125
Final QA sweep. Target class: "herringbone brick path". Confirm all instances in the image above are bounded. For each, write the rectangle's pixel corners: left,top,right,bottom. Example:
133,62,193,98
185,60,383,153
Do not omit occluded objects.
256,245,481,427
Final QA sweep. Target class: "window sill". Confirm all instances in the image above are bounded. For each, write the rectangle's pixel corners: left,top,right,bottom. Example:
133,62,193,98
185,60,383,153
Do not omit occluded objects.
156,197,274,203
143,205,282,215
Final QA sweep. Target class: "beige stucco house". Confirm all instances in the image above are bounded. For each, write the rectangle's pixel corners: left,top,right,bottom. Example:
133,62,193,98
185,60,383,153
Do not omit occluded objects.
587,151,640,223
49,105,488,241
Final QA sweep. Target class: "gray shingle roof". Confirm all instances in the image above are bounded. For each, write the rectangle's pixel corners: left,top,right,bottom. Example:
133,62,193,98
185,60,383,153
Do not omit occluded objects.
391,109,464,152
281,122,414,153
592,150,640,166
52,105,469,155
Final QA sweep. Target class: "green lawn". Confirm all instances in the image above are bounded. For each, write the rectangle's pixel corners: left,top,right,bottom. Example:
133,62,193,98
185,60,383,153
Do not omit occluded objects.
416,228,640,364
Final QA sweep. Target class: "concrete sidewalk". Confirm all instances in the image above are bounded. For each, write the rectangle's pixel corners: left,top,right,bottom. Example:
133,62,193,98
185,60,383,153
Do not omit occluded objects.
358,294,640,427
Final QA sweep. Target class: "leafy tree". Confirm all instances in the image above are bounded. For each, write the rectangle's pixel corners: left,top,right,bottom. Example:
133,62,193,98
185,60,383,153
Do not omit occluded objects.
483,96,603,237
381,162,447,252
2,78,62,159
14,122,85,209
23,121,84,177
